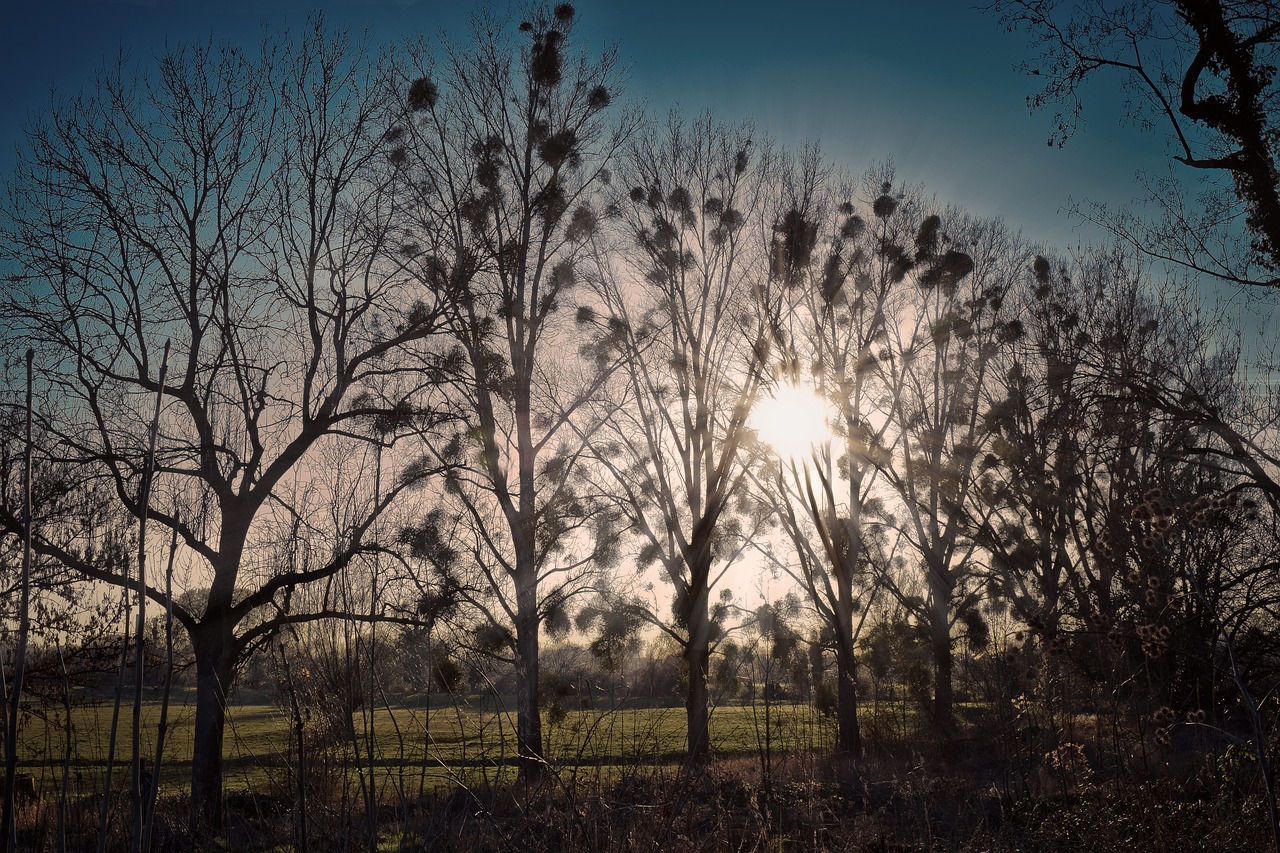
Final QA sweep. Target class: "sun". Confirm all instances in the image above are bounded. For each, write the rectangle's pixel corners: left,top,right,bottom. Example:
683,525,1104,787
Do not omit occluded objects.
750,381,835,462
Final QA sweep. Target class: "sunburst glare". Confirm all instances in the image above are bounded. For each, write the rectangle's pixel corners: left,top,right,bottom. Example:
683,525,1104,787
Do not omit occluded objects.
750,381,835,462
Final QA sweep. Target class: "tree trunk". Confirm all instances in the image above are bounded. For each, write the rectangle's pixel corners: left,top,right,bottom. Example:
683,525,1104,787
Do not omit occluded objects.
190,625,235,834
829,466,860,758
927,574,955,734
2,350,33,853
931,623,954,734
933,636,954,729
514,564,544,782
833,506,862,756
834,638,861,755
684,585,711,765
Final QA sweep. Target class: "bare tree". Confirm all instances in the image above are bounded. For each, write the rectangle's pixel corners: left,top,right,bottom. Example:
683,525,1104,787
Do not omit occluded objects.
752,157,916,758
1034,249,1280,849
0,21,451,831
991,0,1280,288
1,352,32,853
978,252,1097,650
975,249,1205,650
585,113,777,764
386,2,634,779
879,197,1023,733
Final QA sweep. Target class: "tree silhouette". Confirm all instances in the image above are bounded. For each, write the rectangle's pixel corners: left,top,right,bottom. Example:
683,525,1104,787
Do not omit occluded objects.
587,113,777,764
994,0,1280,288
387,2,633,779
0,21,452,831
752,156,907,758
879,201,1020,733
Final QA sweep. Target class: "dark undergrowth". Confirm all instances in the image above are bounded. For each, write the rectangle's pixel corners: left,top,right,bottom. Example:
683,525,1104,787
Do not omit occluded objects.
12,734,1269,852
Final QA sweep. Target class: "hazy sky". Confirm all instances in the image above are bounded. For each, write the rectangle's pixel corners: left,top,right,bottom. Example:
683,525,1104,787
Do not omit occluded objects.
0,0,1259,325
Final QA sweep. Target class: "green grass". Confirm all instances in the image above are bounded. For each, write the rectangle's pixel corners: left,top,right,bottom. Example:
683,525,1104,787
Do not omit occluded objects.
13,695,839,797
12,696,1271,852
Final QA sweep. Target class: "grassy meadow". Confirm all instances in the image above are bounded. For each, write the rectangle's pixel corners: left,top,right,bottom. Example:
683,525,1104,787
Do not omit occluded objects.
13,693,840,795
7,691,1272,852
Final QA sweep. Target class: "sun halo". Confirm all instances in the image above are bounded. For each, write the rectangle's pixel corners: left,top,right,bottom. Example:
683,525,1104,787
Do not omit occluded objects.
751,381,834,463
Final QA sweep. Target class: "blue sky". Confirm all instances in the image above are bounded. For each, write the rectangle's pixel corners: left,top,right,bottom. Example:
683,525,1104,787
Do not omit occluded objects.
0,0,1212,277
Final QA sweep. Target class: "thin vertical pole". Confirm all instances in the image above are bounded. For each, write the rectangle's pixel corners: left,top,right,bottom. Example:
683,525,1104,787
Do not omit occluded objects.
142,519,179,853
2,349,34,852
132,340,169,852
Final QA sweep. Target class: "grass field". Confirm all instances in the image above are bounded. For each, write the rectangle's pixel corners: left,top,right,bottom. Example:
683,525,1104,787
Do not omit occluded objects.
10,694,1272,852
13,693,841,797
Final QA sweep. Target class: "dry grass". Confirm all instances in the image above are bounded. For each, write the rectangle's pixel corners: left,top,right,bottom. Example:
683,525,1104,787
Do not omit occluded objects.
8,694,1274,851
